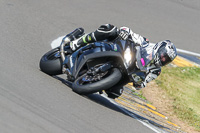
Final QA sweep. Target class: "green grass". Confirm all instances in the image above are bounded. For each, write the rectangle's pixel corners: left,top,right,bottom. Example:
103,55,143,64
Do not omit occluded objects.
155,66,200,130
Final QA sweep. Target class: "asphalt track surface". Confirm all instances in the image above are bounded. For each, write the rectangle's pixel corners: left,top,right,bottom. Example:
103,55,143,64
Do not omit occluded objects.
0,0,200,133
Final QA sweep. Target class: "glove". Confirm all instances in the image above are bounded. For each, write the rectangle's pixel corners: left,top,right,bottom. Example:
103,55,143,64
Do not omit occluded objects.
119,30,129,40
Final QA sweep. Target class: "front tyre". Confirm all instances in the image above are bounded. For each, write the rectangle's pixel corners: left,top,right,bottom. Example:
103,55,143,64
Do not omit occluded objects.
72,68,122,95
40,48,62,75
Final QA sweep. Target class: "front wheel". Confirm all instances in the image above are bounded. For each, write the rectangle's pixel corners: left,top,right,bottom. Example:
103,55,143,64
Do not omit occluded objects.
39,48,62,75
72,68,122,95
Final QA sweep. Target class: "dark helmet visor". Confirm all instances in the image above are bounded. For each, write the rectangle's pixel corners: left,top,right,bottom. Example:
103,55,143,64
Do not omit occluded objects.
158,46,172,66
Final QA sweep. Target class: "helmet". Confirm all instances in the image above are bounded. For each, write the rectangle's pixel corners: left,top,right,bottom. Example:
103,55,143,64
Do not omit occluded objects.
154,40,177,67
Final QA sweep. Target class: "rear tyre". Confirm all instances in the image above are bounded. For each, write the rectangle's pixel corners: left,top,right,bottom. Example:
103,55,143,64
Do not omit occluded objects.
39,48,62,75
72,68,122,95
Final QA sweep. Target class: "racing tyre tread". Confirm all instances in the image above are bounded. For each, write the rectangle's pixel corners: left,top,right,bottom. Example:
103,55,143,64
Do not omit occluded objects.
39,48,62,75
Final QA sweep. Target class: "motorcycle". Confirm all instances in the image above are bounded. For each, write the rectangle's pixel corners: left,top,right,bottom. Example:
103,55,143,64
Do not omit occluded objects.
39,28,146,99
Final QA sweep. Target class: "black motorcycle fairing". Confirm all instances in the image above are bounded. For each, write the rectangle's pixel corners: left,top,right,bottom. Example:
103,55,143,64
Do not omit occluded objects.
65,39,143,83
67,42,124,80
74,51,124,78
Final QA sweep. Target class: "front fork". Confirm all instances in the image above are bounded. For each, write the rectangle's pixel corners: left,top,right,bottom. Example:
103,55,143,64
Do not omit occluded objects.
60,28,85,74
60,37,70,74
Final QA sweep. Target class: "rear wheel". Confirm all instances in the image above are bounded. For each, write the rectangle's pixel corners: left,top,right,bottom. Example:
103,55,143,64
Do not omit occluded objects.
39,48,62,75
72,66,122,95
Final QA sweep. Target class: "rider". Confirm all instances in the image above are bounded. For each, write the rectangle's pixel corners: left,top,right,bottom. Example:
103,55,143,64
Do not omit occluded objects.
63,24,177,97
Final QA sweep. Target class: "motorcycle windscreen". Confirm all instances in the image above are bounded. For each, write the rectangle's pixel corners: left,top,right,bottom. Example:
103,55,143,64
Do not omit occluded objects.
51,35,65,49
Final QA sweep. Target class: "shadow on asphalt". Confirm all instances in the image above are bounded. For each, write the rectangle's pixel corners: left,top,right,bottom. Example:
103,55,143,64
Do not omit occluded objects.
84,93,130,116
53,75,130,116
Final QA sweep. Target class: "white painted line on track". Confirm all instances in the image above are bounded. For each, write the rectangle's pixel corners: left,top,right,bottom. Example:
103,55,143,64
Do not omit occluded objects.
177,48,200,57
